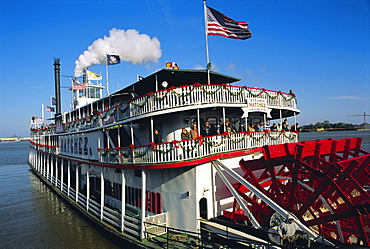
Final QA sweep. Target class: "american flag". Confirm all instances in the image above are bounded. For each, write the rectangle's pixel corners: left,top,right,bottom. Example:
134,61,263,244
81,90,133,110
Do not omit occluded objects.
206,6,251,40
72,79,86,90
46,106,55,112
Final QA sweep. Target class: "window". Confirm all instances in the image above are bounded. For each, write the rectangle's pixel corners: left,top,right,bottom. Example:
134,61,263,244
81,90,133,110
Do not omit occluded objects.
79,137,82,154
231,117,241,132
135,170,141,177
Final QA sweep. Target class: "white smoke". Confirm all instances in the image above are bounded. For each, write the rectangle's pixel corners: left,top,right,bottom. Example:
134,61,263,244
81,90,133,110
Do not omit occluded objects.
74,28,162,77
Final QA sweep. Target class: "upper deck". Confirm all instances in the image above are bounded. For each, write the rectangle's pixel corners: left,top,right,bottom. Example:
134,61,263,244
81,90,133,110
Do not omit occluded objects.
30,69,300,167
31,82,298,134
32,69,298,133
42,84,299,134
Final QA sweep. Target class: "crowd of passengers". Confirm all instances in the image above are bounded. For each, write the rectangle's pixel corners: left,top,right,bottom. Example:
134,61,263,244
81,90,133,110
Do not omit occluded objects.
175,119,298,143
248,119,299,132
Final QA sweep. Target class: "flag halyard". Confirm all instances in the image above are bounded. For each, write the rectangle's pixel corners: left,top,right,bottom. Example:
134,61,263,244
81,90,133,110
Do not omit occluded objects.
206,6,251,40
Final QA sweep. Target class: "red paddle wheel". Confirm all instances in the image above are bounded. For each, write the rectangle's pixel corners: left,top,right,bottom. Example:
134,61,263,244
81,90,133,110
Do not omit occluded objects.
223,137,370,247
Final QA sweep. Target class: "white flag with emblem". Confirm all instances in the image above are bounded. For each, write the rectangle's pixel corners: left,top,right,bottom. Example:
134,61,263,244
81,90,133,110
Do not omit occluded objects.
86,70,102,80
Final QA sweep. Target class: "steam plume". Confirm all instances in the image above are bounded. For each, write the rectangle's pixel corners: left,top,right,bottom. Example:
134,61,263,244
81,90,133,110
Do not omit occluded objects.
74,28,162,77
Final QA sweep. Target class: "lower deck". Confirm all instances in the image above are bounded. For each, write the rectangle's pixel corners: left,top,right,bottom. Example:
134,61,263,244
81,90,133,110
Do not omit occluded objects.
28,136,370,248
28,159,282,249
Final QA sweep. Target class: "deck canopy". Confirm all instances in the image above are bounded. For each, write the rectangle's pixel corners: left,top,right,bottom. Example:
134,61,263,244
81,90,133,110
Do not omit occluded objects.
114,68,241,97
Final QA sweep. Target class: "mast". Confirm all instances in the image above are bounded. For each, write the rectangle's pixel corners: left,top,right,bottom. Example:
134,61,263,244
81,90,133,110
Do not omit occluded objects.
41,103,44,125
50,96,53,123
105,53,110,96
203,0,211,85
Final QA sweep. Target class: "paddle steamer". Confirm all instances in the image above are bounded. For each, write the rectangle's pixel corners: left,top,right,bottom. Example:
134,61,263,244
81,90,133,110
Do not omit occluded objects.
29,59,370,248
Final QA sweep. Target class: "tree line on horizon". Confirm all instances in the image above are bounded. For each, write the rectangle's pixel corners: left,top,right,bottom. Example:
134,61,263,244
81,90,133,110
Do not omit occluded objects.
300,120,360,131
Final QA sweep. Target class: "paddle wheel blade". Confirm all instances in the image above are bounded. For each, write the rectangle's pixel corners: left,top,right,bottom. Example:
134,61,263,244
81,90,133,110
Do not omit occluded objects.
223,138,370,247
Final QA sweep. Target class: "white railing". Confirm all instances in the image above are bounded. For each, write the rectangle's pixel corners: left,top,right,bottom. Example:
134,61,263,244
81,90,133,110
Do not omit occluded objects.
29,140,57,153
29,158,167,239
99,131,299,164
144,212,168,238
129,85,296,120
32,84,297,135
31,130,294,165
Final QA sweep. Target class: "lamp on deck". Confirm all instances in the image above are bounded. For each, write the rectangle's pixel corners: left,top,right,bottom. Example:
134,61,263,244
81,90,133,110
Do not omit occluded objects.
161,81,168,89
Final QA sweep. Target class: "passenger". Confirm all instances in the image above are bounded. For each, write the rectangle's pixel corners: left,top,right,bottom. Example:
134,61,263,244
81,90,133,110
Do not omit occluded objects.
270,123,278,131
181,127,191,158
181,128,191,140
201,120,215,137
264,121,270,130
248,124,255,132
258,122,265,131
290,123,299,132
255,123,264,132
190,123,198,139
282,119,289,131
221,120,236,134
153,129,162,144
278,214,308,246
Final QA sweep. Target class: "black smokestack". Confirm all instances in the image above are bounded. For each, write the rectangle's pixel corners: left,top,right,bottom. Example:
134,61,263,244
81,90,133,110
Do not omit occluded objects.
53,58,61,123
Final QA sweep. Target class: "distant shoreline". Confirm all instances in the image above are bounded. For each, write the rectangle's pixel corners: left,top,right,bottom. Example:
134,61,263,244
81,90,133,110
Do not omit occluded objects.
0,138,31,142
300,128,363,132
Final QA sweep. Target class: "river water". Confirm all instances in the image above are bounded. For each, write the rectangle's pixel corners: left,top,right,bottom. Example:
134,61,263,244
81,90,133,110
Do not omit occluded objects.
0,142,119,249
0,130,369,248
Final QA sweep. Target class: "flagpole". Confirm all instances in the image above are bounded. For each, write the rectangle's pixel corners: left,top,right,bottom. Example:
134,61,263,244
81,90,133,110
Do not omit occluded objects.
203,0,211,85
42,103,44,125
71,79,74,110
50,96,53,124
106,53,110,96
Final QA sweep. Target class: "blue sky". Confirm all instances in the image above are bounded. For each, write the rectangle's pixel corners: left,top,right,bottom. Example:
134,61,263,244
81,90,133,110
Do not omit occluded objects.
0,0,369,137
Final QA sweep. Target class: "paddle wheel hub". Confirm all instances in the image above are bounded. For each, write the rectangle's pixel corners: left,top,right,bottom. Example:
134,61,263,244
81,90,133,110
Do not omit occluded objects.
223,137,370,247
